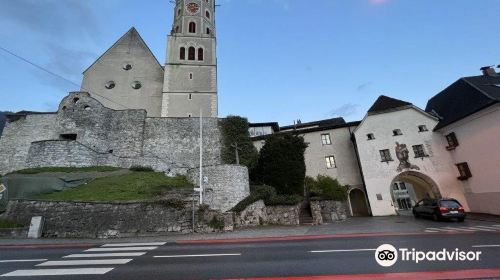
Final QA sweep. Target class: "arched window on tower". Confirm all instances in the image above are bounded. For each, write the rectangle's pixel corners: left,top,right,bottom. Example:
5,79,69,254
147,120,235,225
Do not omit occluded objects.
198,48,204,61
206,28,211,35
180,47,186,60
188,47,195,60
189,22,196,33
205,11,210,19
175,26,180,33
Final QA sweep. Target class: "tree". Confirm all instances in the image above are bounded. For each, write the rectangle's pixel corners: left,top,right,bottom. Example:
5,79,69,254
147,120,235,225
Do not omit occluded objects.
254,134,308,195
308,175,348,201
219,116,259,169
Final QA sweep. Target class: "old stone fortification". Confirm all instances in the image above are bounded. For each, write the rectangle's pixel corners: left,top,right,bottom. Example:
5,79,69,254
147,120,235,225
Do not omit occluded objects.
310,200,349,224
2,199,232,238
0,92,221,175
234,200,301,227
187,165,249,212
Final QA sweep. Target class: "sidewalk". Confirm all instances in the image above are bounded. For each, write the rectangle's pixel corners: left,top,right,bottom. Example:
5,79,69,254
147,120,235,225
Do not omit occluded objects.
0,215,498,246
466,212,500,223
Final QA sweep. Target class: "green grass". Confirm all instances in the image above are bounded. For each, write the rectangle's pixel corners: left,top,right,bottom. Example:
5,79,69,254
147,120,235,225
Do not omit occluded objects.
13,166,122,174
34,172,193,201
0,219,25,229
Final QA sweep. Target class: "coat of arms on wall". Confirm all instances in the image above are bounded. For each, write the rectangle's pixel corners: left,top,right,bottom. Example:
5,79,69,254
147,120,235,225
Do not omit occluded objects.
395,142,420,172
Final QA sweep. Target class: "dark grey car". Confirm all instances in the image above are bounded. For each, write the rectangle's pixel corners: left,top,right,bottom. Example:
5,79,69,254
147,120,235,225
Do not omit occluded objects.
413,198,466,222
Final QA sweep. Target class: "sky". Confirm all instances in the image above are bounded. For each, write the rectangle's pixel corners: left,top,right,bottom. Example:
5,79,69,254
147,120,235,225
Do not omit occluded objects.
0,0,499,125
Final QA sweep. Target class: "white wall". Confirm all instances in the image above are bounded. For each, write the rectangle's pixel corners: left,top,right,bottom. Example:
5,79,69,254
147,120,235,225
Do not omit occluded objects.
437,104,500,215
354,107,469,216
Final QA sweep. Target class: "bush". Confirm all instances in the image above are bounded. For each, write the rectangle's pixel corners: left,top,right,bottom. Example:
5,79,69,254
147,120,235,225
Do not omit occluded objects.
253,134,308,195
232,185,303,212
155,198,186,209
220,116,259,169
308,175,348,201
129,166,154,172
207,216,224,230
0,219,25,228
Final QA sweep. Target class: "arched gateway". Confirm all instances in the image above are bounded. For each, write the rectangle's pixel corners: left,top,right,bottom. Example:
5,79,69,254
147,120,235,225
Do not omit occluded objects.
348,188,370,216
390,171,442,215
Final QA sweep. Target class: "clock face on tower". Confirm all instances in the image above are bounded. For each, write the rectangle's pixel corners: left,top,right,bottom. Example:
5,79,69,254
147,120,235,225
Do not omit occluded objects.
186,3,200,14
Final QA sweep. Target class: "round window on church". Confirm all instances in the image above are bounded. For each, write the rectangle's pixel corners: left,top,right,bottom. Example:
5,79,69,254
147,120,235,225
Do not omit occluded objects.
131,81,142,90
105,81,116,89
123,64,132,71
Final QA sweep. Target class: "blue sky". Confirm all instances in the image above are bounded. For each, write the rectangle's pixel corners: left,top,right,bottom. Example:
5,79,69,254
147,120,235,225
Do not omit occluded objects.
0,0,498,125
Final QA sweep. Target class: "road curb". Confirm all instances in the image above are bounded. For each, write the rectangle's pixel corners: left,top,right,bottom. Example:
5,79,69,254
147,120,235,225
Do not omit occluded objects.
177,231,476,244
0,243,97,249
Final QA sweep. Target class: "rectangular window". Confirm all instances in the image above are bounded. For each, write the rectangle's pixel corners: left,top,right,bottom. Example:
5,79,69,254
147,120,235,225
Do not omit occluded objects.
367,133,375,140
446,132,459,150
412,144,427,158
418,125,428,132
325,156,336,169
321,134,331,145
379,149,392,162
456,162,472,180
393,129,403,136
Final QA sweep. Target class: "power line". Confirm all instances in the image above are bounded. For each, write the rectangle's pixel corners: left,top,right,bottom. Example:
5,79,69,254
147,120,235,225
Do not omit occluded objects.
0,45,131,110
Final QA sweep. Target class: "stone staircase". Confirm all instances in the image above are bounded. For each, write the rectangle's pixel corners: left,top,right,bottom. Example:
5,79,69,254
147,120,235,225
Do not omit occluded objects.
299,201,314,225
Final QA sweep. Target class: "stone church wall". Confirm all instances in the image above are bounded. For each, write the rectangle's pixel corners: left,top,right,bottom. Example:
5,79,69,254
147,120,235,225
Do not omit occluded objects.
0,92,222,175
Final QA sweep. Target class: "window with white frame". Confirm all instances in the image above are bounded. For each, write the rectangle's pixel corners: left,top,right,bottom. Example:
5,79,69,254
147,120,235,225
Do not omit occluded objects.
321,133,331,145
325,156,336,169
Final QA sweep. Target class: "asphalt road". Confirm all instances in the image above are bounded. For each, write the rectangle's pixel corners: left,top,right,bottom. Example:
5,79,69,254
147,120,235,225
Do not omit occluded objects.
1,231,499,279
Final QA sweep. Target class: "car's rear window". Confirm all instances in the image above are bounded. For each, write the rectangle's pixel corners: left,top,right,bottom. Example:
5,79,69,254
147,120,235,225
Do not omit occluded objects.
440,200,461,208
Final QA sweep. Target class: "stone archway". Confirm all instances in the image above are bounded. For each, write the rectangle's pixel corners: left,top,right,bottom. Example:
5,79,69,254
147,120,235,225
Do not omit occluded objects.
390,171,441,214
349,188,370,217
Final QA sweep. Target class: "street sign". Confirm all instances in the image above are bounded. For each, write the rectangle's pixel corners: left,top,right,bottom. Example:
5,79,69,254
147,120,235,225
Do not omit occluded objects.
0,184,5,193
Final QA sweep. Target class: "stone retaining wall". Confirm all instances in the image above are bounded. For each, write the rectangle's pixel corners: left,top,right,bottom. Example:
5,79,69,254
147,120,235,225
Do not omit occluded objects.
2,200,230,238
187,165,249,212
234,200,301,227
310,200,349,224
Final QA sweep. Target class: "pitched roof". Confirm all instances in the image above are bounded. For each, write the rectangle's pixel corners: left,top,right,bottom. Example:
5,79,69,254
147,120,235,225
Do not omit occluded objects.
280,117,346,131
367,95,412,114
425,74,500,130
82,27,163,74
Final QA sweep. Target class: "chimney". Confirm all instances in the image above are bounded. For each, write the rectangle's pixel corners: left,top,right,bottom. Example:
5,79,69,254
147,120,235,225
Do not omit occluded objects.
480,66,496,76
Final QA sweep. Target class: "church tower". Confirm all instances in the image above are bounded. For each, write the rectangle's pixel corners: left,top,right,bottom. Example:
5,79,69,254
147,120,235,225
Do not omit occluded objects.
162,0,218,118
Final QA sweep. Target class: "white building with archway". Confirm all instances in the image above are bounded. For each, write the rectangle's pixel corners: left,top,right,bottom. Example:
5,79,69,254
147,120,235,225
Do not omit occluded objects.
353,96,469,216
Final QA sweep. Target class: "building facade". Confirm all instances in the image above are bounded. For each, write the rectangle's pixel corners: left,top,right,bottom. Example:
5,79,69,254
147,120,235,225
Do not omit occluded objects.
426,67,500,215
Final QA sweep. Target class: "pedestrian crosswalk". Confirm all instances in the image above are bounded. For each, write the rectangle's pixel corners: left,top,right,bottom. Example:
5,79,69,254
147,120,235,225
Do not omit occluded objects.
0,241,165,277
424,224,500,233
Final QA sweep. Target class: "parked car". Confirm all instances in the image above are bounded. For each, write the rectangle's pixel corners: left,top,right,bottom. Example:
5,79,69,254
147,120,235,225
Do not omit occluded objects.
413,198,466,222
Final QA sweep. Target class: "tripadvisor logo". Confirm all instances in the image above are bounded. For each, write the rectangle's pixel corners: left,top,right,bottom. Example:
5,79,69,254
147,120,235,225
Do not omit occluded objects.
375,244,482,267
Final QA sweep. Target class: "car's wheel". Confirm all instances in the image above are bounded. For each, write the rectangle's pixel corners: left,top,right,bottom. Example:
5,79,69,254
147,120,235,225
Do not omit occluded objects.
432,214,439,221
413,212,420,219
458,217,465,222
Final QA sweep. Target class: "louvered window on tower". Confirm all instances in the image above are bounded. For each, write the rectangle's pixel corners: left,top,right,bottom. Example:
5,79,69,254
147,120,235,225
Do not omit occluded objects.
188,47,195,60
180,47,186,60
189,22,196,33
198,48,204,61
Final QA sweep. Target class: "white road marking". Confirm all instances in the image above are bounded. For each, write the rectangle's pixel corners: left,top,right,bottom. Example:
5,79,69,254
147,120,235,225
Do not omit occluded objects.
310,249,376,253
446,227,475,232
63,252,146,258
101,242,166,247
37,259,132,266
490,224,500,228
154,253,241,258
424,230,439,233
467,227,495,232
1,268,114,277
0,259,47,263
472,225,500,230
426,228,453,232
472,245,500,248
85,246,157,252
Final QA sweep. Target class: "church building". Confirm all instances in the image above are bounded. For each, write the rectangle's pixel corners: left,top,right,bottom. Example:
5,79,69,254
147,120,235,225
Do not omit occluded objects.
82,0,218,118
